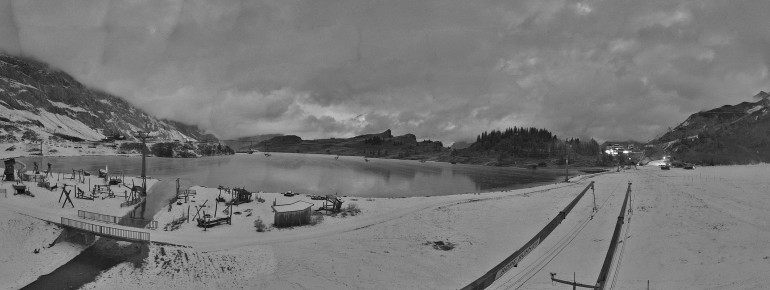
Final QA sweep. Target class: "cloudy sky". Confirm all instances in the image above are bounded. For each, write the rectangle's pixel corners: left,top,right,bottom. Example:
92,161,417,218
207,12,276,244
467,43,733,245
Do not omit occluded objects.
1,0,768,143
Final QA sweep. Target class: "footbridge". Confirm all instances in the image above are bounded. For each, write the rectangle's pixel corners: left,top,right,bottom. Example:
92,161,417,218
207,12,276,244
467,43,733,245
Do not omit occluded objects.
60,217,151,243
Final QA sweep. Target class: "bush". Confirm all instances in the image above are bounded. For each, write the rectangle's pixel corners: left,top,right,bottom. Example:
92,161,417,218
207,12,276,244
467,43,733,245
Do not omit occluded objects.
0,134,18,143
118,143,148,154
22,130,39,141
346,203,361,216
309,213,324,225
254,217,266,232
151,142,176,157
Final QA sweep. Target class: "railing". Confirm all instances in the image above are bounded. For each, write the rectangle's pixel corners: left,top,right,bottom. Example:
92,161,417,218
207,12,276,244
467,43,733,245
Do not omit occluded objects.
77,210,158,229
61,217,150,242
461,181,596,290
120,196,144,208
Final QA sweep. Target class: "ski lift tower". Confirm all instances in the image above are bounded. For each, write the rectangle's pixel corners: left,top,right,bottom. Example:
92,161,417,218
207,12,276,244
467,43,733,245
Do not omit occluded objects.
134,131,154,196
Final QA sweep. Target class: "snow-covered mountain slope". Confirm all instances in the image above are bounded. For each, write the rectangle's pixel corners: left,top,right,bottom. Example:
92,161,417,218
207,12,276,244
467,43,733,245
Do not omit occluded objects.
0,53,213,144
648,91,770,164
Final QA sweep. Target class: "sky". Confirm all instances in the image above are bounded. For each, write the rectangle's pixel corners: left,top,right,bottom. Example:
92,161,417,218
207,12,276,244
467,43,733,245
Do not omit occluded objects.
1,0,769,144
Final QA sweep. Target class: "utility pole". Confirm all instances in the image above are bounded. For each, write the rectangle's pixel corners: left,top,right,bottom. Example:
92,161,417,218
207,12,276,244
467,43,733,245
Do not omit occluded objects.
134,131,152,196
564,145,571,182
39,139,44,174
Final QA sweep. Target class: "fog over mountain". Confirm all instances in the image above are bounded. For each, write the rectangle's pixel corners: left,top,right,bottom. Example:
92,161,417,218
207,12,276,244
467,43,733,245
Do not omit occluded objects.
1,0,768,143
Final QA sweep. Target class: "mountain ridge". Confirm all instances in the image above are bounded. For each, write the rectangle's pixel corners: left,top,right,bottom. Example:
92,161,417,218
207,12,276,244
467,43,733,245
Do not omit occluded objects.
0,53,212,144
647,91,770,164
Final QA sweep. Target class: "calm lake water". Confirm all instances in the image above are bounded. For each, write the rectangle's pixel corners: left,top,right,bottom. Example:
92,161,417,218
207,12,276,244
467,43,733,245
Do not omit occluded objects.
22,153,565,198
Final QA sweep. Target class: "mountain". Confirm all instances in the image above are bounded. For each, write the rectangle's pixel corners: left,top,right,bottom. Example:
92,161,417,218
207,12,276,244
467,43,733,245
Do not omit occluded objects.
255,129,447,159
221,134,283,153
0,53,211,144
647,91,770,164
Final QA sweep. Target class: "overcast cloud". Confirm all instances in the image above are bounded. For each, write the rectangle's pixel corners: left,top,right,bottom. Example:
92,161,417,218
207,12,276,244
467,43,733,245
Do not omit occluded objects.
1,0,768,143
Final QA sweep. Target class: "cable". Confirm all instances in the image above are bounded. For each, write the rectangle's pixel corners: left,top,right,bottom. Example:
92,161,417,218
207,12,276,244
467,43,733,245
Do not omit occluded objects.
491,182,623,289
609,191,633,290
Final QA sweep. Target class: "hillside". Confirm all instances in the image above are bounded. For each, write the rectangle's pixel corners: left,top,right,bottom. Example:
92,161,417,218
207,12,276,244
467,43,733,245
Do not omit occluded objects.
647,91,770,164
256,127,607,168
221,134,283,153
255,129,448,159
449,127,603,167
0,53,211,145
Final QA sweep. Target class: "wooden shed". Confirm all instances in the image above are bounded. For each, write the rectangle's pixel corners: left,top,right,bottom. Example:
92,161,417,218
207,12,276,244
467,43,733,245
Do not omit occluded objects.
272,201,313,228
3,158,15,181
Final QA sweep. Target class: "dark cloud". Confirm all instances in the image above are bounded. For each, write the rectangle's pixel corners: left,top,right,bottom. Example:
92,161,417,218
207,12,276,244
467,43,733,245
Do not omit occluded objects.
1,0,768,143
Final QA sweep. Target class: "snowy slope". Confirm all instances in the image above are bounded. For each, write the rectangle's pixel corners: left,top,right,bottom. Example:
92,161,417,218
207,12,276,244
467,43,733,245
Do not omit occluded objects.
0,53,212,144
648,91,770,164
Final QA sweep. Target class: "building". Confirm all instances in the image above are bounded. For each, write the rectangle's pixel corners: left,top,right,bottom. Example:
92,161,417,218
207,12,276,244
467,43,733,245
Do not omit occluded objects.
272,201,314,227
604,144,630,156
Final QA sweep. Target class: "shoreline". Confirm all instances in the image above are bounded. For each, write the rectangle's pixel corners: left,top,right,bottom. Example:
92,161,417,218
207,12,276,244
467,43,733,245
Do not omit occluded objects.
3,143,609,172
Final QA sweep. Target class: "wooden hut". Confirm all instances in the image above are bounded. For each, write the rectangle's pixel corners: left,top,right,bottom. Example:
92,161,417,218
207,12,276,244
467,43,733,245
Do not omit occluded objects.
272,201,313,228
232,187,252,204
3,158,15,181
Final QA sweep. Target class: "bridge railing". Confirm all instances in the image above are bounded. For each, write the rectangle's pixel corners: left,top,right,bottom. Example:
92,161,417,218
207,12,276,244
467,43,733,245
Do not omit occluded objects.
77,210,158,229
120,197,144,208
61,217,150,242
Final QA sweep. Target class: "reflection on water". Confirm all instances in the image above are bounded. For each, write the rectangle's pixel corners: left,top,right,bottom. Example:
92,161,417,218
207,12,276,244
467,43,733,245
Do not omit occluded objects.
22,153,563,197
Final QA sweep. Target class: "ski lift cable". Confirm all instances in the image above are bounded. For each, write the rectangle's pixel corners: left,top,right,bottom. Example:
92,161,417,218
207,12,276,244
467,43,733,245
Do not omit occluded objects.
509,182,623,289
608,191,634,290
491,182,623,289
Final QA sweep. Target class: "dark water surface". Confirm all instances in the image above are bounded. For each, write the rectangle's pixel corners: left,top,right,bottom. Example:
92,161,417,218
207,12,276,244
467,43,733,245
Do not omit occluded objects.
23,153,564,197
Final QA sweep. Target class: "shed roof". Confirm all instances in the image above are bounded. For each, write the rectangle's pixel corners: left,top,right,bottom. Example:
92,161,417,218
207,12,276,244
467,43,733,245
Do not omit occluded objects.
272,201,313,213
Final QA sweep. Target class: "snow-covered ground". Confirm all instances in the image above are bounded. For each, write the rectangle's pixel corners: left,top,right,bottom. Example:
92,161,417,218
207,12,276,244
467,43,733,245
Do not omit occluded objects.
0,172,157,289
0,210,86,290
0,173,156,223
76,164,770,290
4,164,770,289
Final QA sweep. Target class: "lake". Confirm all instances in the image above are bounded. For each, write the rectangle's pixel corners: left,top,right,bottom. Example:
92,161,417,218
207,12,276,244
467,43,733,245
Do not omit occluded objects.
21,153,566,198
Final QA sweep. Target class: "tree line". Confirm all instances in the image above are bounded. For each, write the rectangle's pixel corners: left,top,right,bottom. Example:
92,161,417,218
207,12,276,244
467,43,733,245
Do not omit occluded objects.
468,127,600,158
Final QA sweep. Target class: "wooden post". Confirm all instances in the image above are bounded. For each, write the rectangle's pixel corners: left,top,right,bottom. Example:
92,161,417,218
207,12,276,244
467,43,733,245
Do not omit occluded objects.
564,145,570,182
187,205,190,223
